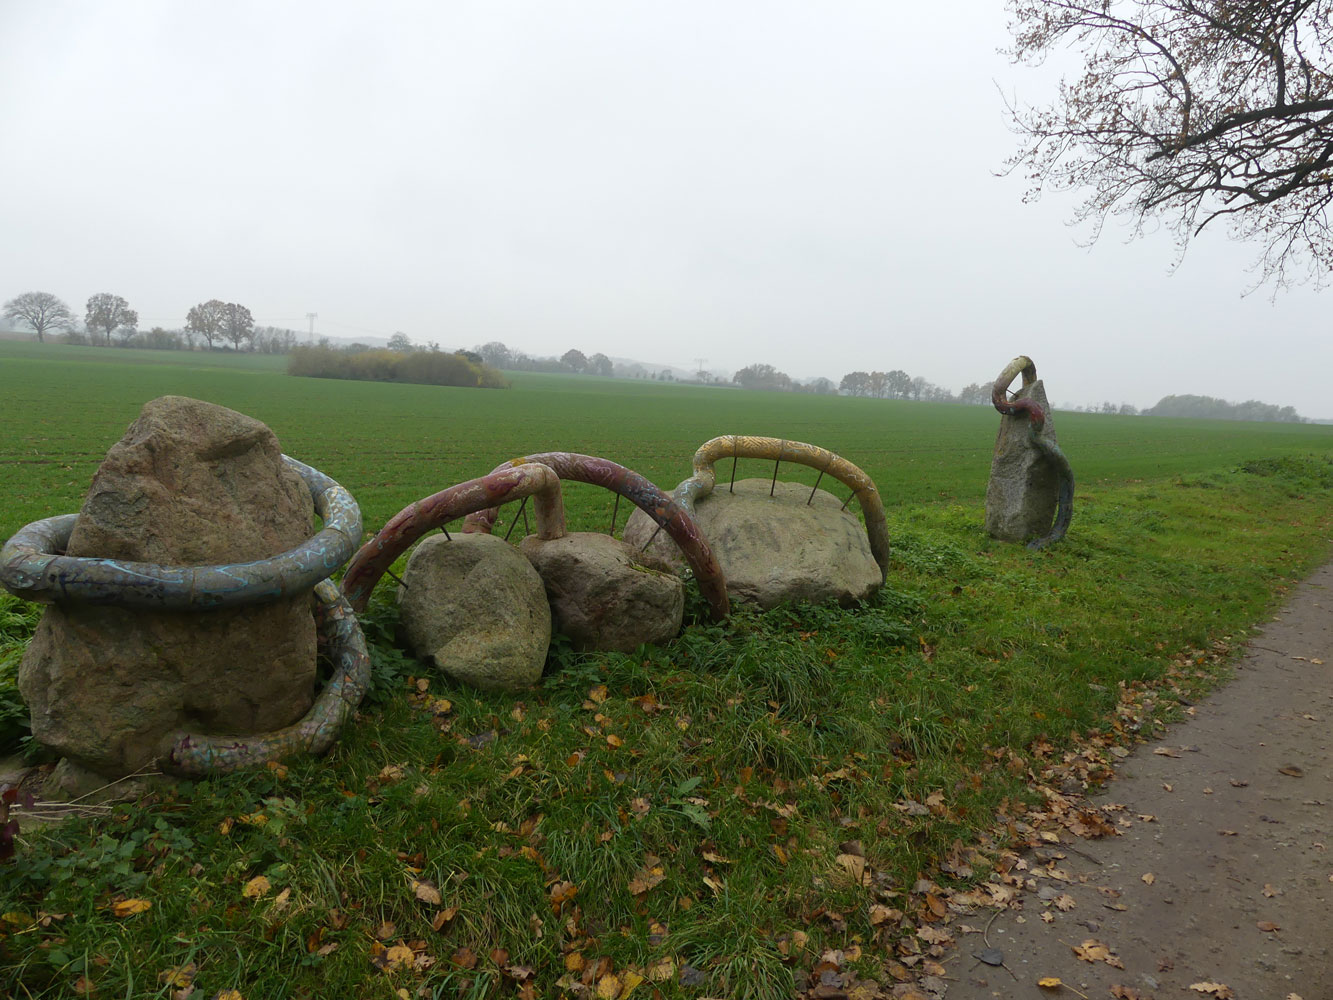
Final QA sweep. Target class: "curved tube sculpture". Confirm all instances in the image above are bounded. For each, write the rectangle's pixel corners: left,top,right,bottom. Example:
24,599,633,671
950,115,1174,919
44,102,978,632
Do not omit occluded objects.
462,452,729,621
991,356,1075,550
669,436,891,584
167,579,370,775
0,457,362,610
0,458,369,775
340,462,570,613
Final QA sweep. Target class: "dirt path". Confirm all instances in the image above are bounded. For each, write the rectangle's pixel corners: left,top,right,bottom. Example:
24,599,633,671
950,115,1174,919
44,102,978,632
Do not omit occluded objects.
944,562,1333,1000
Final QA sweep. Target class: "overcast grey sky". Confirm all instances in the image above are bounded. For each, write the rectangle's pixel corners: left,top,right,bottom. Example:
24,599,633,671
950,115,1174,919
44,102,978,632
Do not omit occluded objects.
2,2,1327,415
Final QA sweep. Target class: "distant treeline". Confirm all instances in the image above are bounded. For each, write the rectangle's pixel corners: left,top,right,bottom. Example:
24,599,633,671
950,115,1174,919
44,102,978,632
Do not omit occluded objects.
287,344,508,389
1144,394,1304,423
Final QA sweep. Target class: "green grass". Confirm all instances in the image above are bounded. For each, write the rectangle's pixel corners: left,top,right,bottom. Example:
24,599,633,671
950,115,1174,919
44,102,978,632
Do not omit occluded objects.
3,338,1332,541
2,342,1333,997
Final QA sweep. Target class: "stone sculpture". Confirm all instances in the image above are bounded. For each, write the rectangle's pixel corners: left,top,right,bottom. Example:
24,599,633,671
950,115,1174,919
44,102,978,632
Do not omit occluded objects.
521,532,683,651
984,356,1075,548
0,396,366,791
398,532,551,691
343,454,714,674
623,436,889,609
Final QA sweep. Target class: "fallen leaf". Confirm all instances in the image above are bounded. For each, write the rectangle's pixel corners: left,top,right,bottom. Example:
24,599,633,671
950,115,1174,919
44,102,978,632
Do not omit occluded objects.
647,957,675,981
412,879,442,905
371,943,415,973
1278,766,1305,778
1153,747,1182,758
1219,830,1238,836
111,899,152,917
430,906,459,931
917,923,952,945
587,685,608,704
869,904,902,926
1041,912,1054,923
627,856,665,895
837,853,867,883
1037,978,1064,989
1072,939,1112,963
213,991,244,1000
1256,921,1280,932
1141,872,1156,885
1229,779,1249,787
1053,894,1076,911
272,887,292,911
596,973,622,999
1263,883,1282,897
1189,984,1235,999
158,963,198,988
241,876,271,899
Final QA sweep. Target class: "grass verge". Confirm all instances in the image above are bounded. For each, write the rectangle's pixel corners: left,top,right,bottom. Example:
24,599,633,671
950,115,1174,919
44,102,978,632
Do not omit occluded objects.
1,457,1331,999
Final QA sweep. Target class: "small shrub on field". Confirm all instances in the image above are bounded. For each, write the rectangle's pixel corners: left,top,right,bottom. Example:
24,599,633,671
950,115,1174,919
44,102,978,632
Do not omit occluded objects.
286,344,507,389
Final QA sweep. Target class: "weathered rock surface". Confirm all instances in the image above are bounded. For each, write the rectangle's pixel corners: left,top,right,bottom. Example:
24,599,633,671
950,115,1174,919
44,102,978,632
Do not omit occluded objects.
398,533,550,691
521,532,683,652
623,479,881,610
18,396,317,784
984,378,1060,542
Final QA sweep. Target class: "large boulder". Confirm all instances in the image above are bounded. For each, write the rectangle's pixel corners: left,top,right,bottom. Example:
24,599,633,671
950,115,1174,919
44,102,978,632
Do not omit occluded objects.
623,479,881,609
985,378,1061,542
397,532,551,691
18,396,318,788
520,532,683,652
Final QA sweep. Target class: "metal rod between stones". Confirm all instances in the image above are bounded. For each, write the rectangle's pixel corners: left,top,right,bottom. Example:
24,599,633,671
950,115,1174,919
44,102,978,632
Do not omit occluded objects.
504,497,529,542
641,521,665,552
770,459,780,497
610,494,621,536
730,455,738,493
809,455,834,506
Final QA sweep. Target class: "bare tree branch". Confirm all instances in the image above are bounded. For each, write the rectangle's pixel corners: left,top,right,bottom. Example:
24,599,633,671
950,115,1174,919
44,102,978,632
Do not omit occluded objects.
1005,0,1333,288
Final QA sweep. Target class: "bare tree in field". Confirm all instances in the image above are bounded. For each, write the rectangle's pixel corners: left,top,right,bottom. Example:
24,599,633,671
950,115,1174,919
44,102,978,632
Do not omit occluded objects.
185,299,226,350
1005,0,1333,288
3,291,74,342
85,293,138,346
221,302,255,351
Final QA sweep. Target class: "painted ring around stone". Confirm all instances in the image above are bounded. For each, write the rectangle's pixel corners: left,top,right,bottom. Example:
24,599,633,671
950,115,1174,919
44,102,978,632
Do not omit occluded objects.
166,578,371,775
0,456,363,611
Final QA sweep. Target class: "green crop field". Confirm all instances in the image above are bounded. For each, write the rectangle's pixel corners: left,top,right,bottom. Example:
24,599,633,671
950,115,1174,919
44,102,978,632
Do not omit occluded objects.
2,339,1330,543
4,340,1333,999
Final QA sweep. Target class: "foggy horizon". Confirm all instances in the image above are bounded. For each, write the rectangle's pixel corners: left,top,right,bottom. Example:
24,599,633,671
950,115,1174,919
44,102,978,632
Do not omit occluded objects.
2,2,1327,417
